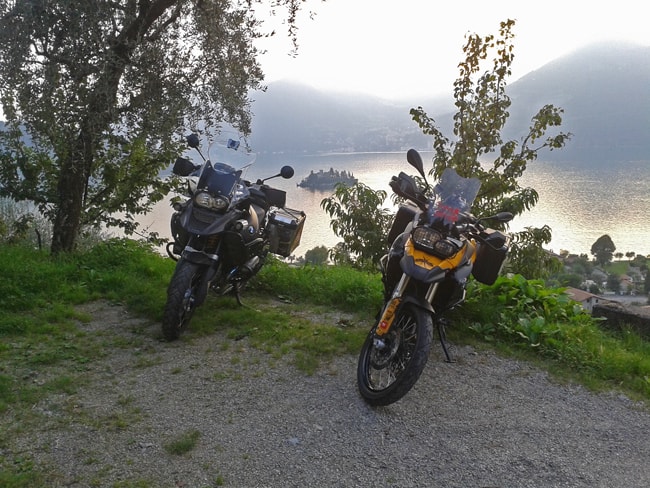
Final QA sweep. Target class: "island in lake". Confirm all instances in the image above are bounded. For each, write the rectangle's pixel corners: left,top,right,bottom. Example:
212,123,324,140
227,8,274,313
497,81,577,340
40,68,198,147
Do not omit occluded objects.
297,168,358,190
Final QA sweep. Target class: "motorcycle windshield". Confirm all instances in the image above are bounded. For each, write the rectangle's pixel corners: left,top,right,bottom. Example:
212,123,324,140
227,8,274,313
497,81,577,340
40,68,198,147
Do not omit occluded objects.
196,161,241,198
195,136,256,203
207,136,257,175
428,168,481,227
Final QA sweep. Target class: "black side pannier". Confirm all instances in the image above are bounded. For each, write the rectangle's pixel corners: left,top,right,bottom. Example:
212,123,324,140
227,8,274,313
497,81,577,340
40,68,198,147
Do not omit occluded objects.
263,187,287,208
472,229,508,285
267,208,306,257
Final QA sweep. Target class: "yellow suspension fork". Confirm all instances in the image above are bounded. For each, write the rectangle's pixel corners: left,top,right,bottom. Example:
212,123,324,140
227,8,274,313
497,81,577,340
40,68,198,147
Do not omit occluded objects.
375,274,416,336
375,275,441,336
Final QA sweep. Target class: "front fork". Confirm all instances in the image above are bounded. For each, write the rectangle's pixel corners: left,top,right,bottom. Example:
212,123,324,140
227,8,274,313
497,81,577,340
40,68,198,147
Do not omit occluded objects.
376,275,441,334
373,276,455,361
375,274,409,337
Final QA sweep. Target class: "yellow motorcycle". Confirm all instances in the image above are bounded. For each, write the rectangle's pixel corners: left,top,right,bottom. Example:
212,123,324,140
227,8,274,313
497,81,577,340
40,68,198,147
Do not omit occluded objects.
357,149,513,406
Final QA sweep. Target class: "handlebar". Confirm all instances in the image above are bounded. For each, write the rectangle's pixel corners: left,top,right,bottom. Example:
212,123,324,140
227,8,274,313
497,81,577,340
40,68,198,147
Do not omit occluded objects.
390,172,428,210
462,216,511,251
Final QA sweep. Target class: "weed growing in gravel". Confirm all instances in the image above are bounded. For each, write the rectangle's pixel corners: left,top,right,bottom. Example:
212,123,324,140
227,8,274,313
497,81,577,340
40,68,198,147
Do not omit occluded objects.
164,429,201,456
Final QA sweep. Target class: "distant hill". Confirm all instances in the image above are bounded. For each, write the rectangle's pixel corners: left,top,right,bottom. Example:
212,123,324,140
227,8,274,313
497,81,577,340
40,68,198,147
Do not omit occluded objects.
248,82,436,154
506,42,650,163
249,42,650,164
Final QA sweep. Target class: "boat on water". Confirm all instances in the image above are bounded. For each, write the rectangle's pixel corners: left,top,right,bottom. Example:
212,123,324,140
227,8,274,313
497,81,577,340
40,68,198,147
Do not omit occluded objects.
297,168,358,190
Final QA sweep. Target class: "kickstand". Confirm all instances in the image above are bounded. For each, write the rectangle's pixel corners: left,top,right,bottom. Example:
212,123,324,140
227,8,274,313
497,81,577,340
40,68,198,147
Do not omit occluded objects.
233,283,260,312
234,284,244,306
437,318,455,363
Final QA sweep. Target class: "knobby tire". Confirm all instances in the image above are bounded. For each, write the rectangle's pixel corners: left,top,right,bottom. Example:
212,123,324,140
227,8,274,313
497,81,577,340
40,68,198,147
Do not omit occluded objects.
162,260,202,341
357,303,433,406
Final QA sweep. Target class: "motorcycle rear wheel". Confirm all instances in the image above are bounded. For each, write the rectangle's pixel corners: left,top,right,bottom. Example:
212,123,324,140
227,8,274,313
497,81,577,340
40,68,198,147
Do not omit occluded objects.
357,303,433,406
162,260,202,341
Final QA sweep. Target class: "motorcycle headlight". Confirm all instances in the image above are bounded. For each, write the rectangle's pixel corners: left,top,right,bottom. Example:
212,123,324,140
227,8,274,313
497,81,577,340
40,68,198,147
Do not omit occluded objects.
194,191,228,211
412,227,442,252
432,239,459,258
412,227,458,258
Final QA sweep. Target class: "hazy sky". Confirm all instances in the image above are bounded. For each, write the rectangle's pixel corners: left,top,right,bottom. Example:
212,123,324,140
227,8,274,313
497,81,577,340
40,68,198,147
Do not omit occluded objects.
258,0,650,100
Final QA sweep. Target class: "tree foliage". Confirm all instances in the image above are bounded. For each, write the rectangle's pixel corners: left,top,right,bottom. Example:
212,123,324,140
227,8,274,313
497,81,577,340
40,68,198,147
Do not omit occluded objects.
591,234,616,266
0,0,317,253
410,20,570,220
304,245,329,266
409,20,571,279
606,273,621,293
320,182,393,269
507,225,562,279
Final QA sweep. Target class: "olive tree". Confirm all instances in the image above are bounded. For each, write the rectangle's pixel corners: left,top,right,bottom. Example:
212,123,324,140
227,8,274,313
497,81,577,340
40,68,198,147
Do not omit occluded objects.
0,0,317,253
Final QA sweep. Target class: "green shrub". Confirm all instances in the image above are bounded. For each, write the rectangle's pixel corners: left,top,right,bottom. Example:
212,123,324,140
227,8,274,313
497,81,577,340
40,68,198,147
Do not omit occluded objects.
460,274,650,398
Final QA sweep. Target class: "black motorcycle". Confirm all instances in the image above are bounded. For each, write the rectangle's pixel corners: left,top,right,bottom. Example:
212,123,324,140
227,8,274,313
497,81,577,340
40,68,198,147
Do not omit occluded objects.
162,134,305,341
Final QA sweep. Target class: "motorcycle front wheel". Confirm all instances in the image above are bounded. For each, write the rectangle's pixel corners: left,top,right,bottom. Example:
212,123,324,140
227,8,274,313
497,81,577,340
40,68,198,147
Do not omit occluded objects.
162,260,203,341
357,303,433,406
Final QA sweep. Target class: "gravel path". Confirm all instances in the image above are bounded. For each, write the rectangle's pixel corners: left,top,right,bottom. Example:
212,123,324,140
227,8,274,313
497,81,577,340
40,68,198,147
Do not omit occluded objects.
11,301,650,487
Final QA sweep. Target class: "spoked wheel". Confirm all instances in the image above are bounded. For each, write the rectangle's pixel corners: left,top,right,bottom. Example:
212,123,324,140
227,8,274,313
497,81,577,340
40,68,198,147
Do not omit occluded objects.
162,260,203,341
357,303,433,406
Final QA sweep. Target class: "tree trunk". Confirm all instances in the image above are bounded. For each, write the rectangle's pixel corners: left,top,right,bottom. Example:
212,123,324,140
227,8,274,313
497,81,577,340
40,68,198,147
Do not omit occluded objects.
48,3,174,253
50,159,86,254
50,131,94,254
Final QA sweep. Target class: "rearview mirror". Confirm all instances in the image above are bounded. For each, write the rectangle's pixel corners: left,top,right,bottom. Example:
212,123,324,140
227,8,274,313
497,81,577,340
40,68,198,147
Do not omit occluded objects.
186,133,200,149
172,157,197,177
406,148,425,178
280,165,295,179
494,211,514,223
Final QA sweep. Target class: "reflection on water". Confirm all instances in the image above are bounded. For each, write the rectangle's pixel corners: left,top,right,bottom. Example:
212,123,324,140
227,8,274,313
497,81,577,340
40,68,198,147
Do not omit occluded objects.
140,153,650,258
513,161,650,256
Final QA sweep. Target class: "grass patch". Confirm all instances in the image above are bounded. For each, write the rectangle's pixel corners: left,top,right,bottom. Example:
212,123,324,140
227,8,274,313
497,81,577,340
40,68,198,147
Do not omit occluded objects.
254,257,383,313
163,429,201,456
0,455,44,488
1,239,649,483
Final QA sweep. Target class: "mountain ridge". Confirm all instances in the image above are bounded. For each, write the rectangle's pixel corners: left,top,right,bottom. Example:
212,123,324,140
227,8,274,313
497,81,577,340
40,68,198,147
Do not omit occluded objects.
249,42,650,164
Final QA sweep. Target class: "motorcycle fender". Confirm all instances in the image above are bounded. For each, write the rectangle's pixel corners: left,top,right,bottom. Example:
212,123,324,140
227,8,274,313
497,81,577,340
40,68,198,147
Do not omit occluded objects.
195,263,219,307
400,237,473,284
170,258,211,308
400,253,446,283
400,294,434,314
181,248,219,266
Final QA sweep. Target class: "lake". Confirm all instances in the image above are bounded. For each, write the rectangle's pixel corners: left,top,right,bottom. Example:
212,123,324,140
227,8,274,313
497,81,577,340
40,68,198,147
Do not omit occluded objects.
140,152,650,258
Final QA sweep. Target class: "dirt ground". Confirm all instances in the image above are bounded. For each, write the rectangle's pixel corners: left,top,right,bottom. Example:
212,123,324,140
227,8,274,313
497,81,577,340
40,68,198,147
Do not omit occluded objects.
5,300,650,487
